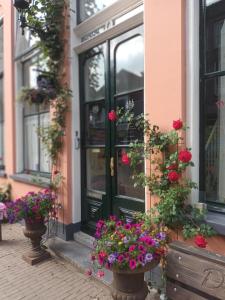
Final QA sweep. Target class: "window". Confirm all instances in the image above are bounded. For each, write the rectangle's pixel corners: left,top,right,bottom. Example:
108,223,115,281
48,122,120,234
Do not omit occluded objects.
200,0,225,210
22,57,51,175
0,20,4,170
77,0,118,23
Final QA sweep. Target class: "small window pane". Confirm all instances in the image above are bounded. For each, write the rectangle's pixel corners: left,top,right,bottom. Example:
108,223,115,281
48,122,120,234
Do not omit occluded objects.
78,0,117,22
117,149,144,200
116,36,144,94
40,113,51,173
84,53,105,101
85,101,105,145
86,148,105,192
204,76,225,204
24,115,39,172
206,1,225,72
116,90,144,145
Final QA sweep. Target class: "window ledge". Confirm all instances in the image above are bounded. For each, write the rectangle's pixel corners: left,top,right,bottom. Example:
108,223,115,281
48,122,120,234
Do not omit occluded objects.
0,171,7,178
10,173,50,188
206,211,225,236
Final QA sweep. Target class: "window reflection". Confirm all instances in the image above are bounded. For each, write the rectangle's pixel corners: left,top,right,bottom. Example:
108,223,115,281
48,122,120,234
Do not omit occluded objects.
86,148,106,192
117,149,144,200
116,36,144,94
204,77,225,204
85,102,105,145
79,0,117,22
84,53,105,101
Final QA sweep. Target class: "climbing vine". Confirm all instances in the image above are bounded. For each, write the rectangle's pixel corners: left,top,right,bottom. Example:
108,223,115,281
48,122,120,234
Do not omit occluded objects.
18,0,71,189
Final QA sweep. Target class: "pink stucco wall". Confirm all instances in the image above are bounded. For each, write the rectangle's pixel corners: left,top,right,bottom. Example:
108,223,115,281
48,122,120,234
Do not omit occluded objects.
0,1,72,224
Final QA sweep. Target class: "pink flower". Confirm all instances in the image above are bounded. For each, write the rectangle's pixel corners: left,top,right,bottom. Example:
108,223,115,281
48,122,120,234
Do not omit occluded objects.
129,245,136,252
173,119,183,130
85,268,92,276
121,152,130,165
109,215,116,222
117,255,124,264
168,171,180,182
116,221,123,227
108,110,117,121
124,223,131,230
129,259,137,270
178,149,192,163
97,270,105,278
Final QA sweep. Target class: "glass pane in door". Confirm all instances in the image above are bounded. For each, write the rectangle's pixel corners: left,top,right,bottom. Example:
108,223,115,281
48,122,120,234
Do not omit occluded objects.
84,52,105,101
86,148,106,192
116,35,144,93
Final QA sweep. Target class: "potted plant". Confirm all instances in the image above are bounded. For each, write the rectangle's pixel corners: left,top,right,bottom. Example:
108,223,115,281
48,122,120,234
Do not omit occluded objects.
6,189,55,265
91,215,167,300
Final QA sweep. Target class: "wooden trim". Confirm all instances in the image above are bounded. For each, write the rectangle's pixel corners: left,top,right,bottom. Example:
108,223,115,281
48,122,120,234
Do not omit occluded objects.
74,0,143,37
74,12,143,54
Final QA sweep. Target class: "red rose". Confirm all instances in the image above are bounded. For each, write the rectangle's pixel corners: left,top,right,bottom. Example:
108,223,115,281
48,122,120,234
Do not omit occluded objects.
166,164,178,170
194,235,207,248
121,152,130,165
168,171,180,182
173,119,183,130
108,110,117,121
178,149,192,163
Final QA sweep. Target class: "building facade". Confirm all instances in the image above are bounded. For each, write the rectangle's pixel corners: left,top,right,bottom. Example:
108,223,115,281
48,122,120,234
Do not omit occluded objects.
0,0,225,258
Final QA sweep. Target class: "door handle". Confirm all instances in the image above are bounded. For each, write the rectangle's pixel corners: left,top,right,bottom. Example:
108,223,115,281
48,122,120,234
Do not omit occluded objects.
110,157,114,177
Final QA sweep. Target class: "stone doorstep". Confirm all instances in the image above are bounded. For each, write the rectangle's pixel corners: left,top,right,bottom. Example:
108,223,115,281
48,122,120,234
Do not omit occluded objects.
47,231,161,299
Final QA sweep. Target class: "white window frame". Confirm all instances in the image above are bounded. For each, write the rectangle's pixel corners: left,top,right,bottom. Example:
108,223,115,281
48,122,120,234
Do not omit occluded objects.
186,0,200,204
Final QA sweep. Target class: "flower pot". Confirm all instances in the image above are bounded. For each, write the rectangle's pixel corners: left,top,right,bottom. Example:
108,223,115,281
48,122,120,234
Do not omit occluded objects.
111,259,159,300
22,219,50,265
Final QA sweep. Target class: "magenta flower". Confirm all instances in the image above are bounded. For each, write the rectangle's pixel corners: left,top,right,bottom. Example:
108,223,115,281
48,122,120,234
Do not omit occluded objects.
117,255,124,264
124,223,132,230
129,245,136,252
129,259,137,270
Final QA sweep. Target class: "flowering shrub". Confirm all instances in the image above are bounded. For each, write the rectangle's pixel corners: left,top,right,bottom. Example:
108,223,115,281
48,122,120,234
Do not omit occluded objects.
91,216,167,272
115,107,215,244
6,189,55,224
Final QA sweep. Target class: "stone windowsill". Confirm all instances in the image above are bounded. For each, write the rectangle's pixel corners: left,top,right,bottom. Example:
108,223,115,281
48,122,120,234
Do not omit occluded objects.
206,211,225,236
10,173,50,188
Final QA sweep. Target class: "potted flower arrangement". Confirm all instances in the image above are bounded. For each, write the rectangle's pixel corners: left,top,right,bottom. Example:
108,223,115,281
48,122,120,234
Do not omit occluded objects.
91,215,167,300
6,189,56,265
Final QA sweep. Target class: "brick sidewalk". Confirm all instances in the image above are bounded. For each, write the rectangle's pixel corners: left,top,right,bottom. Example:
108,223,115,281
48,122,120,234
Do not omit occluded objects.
0,224,112,300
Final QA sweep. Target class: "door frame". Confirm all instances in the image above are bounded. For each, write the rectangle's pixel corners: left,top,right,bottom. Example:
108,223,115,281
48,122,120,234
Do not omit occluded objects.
79,25,145,234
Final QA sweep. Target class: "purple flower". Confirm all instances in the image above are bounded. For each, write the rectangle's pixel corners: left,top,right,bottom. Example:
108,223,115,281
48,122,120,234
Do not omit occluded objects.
124,223,132,230
145,253,153,263
157,232,166,240
123,236,130,243
108,254,116,264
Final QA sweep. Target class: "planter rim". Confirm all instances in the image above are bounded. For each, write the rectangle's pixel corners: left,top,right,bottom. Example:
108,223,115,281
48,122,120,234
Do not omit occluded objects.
112,258,160,274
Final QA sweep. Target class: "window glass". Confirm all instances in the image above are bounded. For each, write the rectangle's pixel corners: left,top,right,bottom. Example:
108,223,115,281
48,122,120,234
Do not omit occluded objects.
78,0,117,23
84,52,105,101
204,77,225,204
206,0,225,72
86,148,106,192
116,36,144,94
23,57,50,174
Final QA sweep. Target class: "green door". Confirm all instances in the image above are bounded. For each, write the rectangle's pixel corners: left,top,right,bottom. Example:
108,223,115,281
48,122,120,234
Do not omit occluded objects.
80,25,144,234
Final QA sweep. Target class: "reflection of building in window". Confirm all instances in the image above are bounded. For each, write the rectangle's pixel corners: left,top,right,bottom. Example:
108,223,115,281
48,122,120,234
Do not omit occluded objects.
22,57,51,175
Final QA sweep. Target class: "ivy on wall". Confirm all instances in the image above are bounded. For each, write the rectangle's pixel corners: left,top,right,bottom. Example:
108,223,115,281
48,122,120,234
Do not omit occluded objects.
19,0,71,189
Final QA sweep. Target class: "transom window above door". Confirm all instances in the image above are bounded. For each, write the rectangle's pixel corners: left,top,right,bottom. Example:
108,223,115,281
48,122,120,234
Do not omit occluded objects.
77,0,118,23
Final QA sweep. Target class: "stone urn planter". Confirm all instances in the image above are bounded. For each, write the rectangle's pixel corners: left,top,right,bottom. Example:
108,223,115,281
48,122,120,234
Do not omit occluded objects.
111,259,159,300
22,219,50,265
